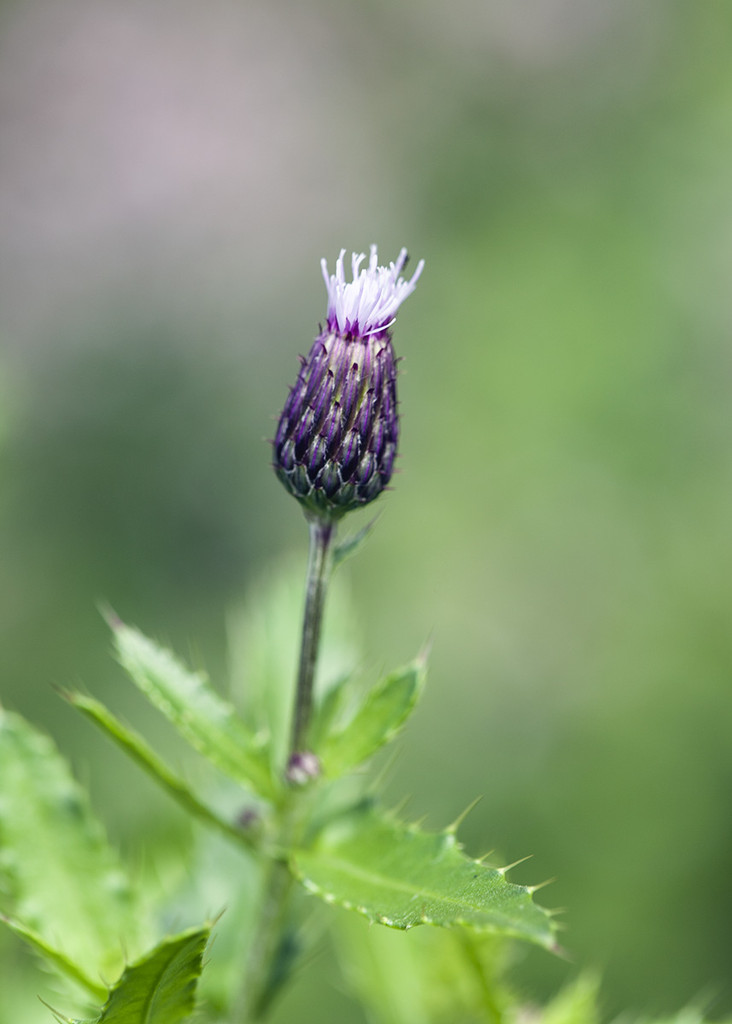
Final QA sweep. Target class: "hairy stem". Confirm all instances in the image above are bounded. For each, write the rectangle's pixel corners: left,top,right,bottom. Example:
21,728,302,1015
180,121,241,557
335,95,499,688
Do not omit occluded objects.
238,515,335,1021
290,516,335,757
237,840,294,1022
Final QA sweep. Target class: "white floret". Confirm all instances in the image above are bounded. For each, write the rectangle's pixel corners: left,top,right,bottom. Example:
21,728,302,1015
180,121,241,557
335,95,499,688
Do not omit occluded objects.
321,244,424,337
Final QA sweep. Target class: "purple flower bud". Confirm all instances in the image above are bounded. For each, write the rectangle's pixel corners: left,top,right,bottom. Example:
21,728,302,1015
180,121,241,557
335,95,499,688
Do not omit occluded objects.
274,246,424,519
285,750,321,786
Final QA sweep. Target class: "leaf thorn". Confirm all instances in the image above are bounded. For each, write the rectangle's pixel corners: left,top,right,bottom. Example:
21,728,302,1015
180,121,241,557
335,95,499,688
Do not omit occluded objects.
416,635,433,667
98,601,124,630
388,794,412,818
37,998,71,1024
445,795,482,836
496,854,533,876
527,877,556,895
550,940,572,960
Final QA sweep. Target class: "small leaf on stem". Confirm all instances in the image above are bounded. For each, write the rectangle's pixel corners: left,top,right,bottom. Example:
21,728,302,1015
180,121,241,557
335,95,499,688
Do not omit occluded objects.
331,516,380,569
319,652,428,777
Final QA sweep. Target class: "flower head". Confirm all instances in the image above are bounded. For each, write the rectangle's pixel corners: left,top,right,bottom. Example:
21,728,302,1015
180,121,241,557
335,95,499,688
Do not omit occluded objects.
273,245,423,520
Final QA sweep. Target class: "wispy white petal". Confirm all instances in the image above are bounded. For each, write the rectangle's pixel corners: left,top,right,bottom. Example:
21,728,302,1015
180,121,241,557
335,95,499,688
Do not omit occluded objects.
322,245,424,338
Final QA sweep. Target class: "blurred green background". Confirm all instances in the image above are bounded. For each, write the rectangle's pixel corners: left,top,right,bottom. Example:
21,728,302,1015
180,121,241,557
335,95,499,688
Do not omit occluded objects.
1,0,731,1020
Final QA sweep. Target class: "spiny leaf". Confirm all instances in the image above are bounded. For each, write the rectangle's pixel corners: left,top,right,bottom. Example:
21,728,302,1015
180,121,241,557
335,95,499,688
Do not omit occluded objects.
331,517,379,569
76,925,210,1024
291,802,557,951
0,708,148,981
66,691,254,849
110,619,277,801
318,654,427,777
0,914,107,1003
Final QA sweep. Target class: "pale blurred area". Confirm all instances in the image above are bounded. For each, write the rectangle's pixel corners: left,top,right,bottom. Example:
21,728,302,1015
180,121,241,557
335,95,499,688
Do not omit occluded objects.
2,0,732,1020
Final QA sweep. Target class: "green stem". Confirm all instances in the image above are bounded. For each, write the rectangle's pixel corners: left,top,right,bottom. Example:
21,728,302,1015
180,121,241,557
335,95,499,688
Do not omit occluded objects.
290,516,335,757
237,839,295,1022
238,514,335,1021
456,930,504,1024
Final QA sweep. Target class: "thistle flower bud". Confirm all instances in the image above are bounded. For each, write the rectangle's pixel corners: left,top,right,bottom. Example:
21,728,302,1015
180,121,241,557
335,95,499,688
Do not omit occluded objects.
274,246,424,519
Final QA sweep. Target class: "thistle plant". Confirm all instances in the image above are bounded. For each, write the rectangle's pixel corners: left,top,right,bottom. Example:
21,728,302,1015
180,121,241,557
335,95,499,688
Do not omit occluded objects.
0,246,565,1024
273,246,423,766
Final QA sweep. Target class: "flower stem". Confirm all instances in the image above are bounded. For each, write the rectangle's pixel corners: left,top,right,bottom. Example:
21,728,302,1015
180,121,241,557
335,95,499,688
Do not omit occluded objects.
290,515,335,758
237,840,294,1022
238,515,335,1021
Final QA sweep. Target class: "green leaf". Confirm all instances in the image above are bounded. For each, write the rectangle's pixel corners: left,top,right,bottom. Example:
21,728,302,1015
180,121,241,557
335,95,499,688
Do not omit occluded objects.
79,926,210,1024
179,830,261,1017
331,517,379,569
225,561,302,775
66,692,254,848
319,653,427,777
111,619,277,801
541,973,601,1024
0,708,148,981
307,673,351,753
0,914,108,1003
335,914,510,1024
291,803,557,951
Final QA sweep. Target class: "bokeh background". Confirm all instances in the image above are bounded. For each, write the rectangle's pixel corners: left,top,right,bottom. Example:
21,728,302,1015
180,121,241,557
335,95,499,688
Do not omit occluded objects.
1,0,731,1021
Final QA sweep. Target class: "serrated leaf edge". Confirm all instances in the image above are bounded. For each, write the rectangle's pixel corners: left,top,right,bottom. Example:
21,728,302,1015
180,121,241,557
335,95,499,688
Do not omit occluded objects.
64,691,255,849
0,914,108,1003
290,814,557,950
292,847,554,945
95,925,211,1024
